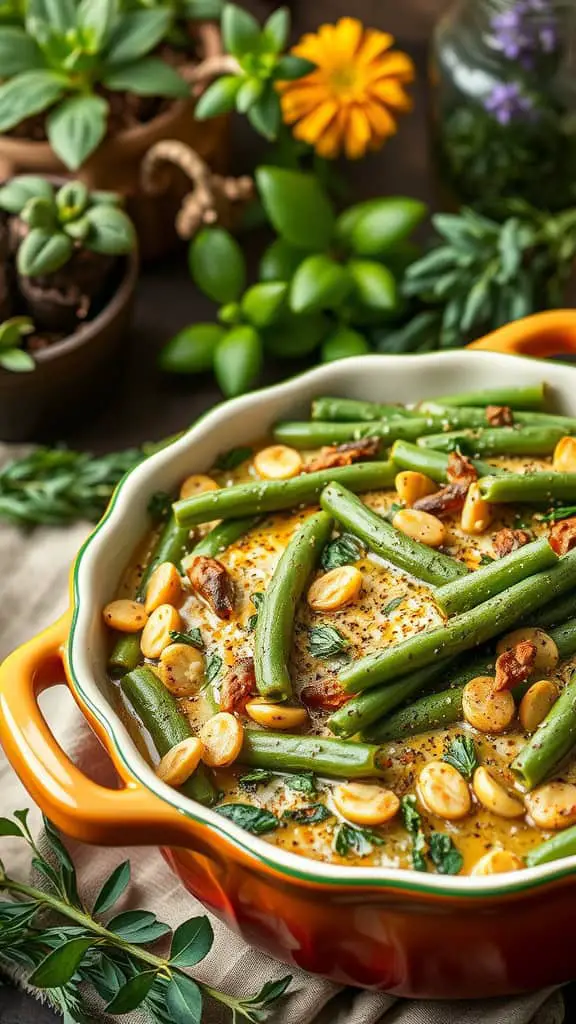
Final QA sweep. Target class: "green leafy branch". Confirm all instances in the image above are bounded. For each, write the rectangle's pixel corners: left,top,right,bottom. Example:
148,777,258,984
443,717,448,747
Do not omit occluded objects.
195,4,314,140
0,810,291,1023
0,177,136,277
159,164,426,396
0,316,35,373
0,0,190,171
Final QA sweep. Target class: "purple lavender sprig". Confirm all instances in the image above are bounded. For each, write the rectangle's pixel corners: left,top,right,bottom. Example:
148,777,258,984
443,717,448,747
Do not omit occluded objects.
483,81,535,123
490,0,558,66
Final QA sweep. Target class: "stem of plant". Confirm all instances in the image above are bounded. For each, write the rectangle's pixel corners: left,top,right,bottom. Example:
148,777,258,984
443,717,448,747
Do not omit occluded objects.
0,874,253,1019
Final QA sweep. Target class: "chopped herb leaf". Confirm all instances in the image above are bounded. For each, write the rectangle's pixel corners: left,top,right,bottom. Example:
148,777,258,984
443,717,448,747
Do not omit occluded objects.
205,653,222,685
239,769,272,792
169,628,204,650
538,505,576,523
147,490,172,522
214,446,253,471
334,823,385,858
284,772,317,796
217,803,279,835
401,795,427,872
386,502,404,521
382,596,403,616
478,553,495,566
247,592,265,631
442,735,478,780
308,625,349,659
282,804,332,824
321,533,365,571
429,832,463,875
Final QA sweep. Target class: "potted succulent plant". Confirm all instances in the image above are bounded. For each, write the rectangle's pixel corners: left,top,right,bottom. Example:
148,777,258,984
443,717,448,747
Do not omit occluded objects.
0,174,138,442
0,0,226,259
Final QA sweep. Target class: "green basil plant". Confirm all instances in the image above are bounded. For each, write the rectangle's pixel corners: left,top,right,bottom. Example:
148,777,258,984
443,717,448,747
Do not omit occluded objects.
0,316,34,372
0,0,191,171
0,176,137,277
159,165,426,397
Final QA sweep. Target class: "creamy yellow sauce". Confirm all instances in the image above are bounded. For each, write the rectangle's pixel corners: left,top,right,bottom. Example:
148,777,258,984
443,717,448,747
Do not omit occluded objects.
112,448,576,873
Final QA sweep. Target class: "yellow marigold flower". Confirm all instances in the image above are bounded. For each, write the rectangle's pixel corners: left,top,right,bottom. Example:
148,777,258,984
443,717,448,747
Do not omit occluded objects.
277,17,415,160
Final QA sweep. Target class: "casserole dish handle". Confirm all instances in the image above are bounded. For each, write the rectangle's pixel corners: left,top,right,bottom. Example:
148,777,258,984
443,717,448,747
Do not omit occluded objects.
467,309,576,356
0,614,201,847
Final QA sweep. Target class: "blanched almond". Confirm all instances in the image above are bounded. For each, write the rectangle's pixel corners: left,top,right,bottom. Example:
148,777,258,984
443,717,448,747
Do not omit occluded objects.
140,604,182,659
461,483,492,535
307,565,362,611
519,680,558,733
144,561,182,614
395,471,437,506
472,766,524,819
200,712,244,767
253,445,302,480
525,781,576,830
333,782,399,826
462,676,515,733
417,761,471,820
179,474,219,500
497,627,559,675
392,508,445,547
553,436,576,473
156,737,203,786
158,643,205,696
471,849,523,876
245,700,308,730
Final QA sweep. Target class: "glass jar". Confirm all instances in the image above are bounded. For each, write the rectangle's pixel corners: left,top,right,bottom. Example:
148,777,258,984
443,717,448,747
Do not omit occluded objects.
430,0,576,211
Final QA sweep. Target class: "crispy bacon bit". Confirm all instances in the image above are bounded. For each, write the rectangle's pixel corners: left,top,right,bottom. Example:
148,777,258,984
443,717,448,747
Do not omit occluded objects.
446,450,478,487
493,527,532,558
413,482,469,518
220,657,256,712
187,556,235,619
486,404,514,427
494,641,536,692
549,517,576,556
301,679,351,710
304,437,380,473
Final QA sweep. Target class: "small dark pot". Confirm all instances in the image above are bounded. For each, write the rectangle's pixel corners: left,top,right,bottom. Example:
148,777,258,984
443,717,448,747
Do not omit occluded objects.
0,247,138,441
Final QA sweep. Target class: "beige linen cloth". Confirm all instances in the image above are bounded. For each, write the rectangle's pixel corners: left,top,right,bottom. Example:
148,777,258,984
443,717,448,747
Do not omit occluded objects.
0,443,566,1024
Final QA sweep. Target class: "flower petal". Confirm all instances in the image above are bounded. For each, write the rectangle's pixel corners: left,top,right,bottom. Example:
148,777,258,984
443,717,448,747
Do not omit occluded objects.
333,17,364,56
344,105,371,159
355,28,394,65
371,50,415,82
364,101,397,137
314,110,347,158
292,100,338,145
370,78,414,111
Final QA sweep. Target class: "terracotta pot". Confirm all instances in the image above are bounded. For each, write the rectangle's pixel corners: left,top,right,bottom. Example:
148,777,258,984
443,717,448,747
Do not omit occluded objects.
3,313,576,998
0,23,228,261
0,246,138,441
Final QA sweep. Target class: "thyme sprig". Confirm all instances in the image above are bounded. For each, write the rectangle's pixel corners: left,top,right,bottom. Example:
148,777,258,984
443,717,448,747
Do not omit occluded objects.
0,810,291,1023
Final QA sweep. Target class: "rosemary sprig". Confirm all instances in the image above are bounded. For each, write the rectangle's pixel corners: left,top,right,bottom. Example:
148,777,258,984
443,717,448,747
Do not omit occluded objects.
0,810,291,1023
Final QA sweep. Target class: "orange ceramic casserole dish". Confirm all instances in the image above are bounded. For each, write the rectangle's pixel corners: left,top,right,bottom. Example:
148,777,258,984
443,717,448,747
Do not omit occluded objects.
4,311,576,999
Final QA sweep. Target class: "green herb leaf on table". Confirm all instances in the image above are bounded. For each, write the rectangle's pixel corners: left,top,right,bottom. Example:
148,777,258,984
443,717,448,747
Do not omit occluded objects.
164,972,203,1023
239,768,272,791
321,533,365,571
428,832,464,876
442,735,478,780
284,772,317,796
334,823,385,858
401,795,427,872
214,445,253,471
308,625,349,659
204,652,222,685
92,860,131,915
217,803,279,834
169,916,213,968
169,628,204,651
282,804,332,824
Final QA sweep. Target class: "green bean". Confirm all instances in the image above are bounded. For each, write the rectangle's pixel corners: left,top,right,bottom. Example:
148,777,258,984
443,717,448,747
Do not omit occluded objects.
320,481,467,586
120,667,218,806
173,461,396,527
418,426,567,457
418,402,576,432
339,550,576,692
432,384,547,410
182,517,258,568
435,538,558,616
512,671,576,790
108,512,190,677
273,417,444,449
547,617,576,660
532,591,576,629
328,660,452,738
390,439,504,483
240,729,386,778
254,511,332,702
526,825,576,866
311,397,414,422
479,473,576,504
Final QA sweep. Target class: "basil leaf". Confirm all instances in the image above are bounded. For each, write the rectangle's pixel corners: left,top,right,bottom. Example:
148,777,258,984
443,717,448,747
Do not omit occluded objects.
442,735,478,781
321,533,364,571
382,596,403,616
169,628,204,651
386,502,404,521
282,804,332,824
217,803,279,834
284,772,316,796
239,769,272,791
478,553,495,565
334,823,385,857
429,832,463,875
214,445,253,471
308,625,348,659
401,795,427,872
205,652,222,685
247,591,264,631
